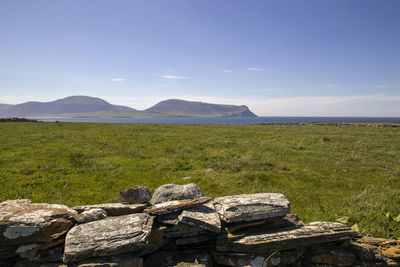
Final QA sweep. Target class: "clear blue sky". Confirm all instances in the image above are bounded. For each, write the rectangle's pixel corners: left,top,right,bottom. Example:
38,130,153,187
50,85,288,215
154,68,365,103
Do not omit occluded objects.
1,0,399,116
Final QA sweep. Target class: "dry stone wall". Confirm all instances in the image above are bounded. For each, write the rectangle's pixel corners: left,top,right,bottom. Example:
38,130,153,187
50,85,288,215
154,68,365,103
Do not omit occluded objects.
1,183,399,267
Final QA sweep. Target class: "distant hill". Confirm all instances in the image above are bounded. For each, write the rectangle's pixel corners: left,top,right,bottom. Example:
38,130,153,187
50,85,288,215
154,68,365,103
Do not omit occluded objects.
0,104,12,111
0,96,137,117
0,96,257,118
145,99,257,117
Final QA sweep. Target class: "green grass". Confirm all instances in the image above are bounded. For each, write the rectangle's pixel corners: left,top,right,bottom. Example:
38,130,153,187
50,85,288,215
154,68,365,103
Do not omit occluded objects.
0,122,399,238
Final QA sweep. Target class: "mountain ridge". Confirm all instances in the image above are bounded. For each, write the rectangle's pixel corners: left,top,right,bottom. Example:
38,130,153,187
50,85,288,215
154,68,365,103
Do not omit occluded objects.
0,96,257,118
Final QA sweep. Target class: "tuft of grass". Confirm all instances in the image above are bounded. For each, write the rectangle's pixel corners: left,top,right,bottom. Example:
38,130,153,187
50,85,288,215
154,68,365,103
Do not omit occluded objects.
0,122,399,238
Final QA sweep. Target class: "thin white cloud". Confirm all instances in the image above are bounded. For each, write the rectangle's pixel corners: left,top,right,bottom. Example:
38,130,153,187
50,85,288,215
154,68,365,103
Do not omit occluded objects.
376,84,389,88
319,84,337,88
248,88,287,92
111,78,126,82
221,70,233,73
245,67,264,71
0,95,36,104
162,75,189,79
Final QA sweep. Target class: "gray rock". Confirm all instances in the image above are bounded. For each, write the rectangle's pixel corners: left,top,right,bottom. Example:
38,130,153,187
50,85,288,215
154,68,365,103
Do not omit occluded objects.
16,238,65,261
178,201,221,232
212,249,305,267
63,213,154,263
157,211,181,225
0,199,77,245
213,193,290,223
165,223,208,239
144,197,210,216
225,214,303,234
72,203,146,216
74,255,143,267
216,222,358,254
76,208,107,223
144,251,211,267
308,246,356,266
150,183,204,205
119,186,152,204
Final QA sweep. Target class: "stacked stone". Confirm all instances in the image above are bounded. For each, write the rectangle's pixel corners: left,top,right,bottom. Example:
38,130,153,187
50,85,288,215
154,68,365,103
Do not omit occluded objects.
213,193,358,266
0,199,77,266
1,183,400,267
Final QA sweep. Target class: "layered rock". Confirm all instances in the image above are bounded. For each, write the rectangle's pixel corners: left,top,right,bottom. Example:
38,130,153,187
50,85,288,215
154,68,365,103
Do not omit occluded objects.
150,183,204,205
216,221,357,253
178,201,221,233
144,197,210,215
1,183,397,267
76,208,107,223
72,203,146,216
213,193,290,223
63,213,154,263
0,199,77,245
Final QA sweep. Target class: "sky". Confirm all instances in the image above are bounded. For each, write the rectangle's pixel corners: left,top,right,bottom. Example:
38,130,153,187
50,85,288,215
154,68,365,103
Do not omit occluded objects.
0,0,399,116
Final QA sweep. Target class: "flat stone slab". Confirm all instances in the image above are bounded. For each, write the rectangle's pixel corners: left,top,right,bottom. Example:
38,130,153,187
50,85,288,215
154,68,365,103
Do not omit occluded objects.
144,197,210,215
63,213,154,263
0,199,77,245
213,193,290,223
225,214,303,235
72,203,146,216
216,222,358,253
76,208,107,223
150,183,205,205
178,201,221,232
74,255,143,267
165,223,208,239
157,211,181,225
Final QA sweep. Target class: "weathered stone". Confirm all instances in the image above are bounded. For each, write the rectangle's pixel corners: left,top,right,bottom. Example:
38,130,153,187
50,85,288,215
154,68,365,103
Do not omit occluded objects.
213,193,290,223
16,238,65,261
63,213,154,263
119,186,151,204
178,201,221,232
165,223,208,239
76,208,107,223
150,183,204,205
0,199,77,245
144,197,210,216
350,240,378,260
75,255,143,267
308,246,356,267
72,203,146,216
157,211,181,225
357,236,394,245
217,222,357,253
225,214,303,235
144,251,211,267
378,240,400,259
212,249,305,267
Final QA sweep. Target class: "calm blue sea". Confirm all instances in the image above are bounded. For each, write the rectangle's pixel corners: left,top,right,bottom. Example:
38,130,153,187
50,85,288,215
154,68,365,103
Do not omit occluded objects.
36,117,400,125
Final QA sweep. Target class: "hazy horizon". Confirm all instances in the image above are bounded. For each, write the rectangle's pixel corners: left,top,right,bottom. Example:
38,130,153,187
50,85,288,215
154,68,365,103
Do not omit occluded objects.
1,1,400,116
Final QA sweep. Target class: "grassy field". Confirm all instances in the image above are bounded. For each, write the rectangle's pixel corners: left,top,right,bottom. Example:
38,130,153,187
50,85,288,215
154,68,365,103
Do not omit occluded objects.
0,122,399,238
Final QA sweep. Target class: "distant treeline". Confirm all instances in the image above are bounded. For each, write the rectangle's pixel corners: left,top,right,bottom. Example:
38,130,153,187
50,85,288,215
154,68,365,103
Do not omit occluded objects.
0,117,39,122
